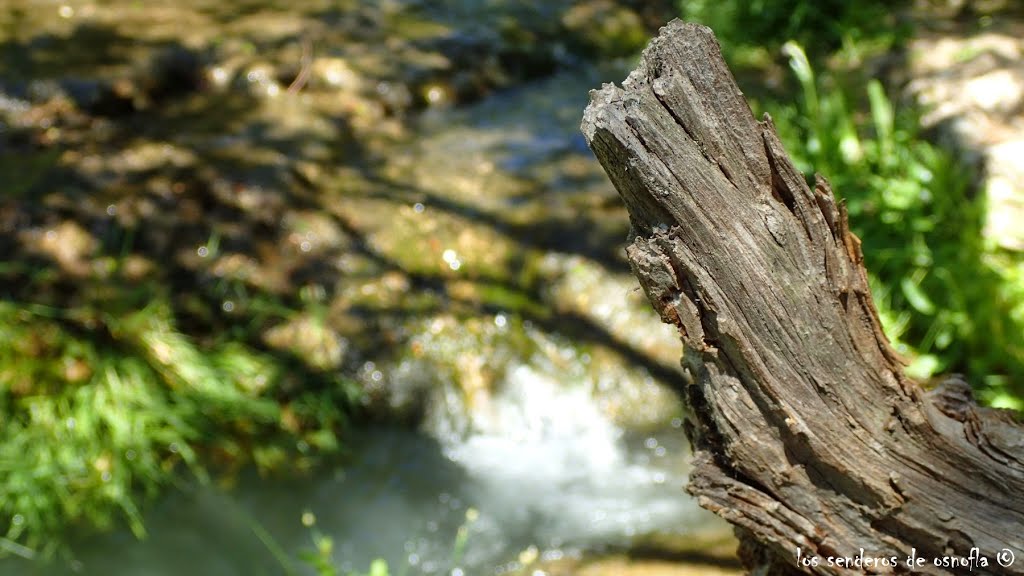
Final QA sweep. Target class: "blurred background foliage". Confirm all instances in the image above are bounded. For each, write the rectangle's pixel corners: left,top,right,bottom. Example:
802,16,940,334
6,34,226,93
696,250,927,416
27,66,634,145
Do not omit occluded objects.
683,0,908,64
0,0,1022,568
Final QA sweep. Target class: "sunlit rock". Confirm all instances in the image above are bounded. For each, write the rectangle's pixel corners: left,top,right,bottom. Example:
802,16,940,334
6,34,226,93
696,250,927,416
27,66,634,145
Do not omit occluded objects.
23,220,97,277
262,315,347,371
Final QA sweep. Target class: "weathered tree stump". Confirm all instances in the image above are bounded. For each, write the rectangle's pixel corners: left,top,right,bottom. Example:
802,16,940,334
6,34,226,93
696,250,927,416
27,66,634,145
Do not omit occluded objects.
581,20,1024,576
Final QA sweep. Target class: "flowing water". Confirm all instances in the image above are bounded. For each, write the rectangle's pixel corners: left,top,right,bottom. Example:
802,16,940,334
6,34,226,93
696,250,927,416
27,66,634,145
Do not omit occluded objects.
29,371,718,575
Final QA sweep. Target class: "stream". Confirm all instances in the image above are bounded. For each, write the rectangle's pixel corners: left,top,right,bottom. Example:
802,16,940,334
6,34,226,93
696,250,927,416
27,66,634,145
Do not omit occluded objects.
32,381,715,575
1,1,734,573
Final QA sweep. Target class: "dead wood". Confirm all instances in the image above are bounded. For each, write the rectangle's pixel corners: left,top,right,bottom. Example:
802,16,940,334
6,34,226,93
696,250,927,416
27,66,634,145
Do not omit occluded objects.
581,20,1024,576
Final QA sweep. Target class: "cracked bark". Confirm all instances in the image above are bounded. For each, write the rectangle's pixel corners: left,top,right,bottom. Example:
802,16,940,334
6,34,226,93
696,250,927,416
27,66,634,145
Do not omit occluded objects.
581,20,1024,576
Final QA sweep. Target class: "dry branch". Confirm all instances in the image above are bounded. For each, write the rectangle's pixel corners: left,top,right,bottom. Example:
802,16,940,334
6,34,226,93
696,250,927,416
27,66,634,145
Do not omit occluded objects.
581,20,1024,576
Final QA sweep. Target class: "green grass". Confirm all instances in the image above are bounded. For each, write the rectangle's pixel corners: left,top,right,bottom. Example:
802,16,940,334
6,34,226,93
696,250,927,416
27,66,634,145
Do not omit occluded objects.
0,298,357,557
681,0,907,65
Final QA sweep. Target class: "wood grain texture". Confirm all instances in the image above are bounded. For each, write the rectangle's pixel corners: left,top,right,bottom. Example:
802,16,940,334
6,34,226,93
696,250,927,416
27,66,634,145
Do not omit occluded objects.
581,20,1024,575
